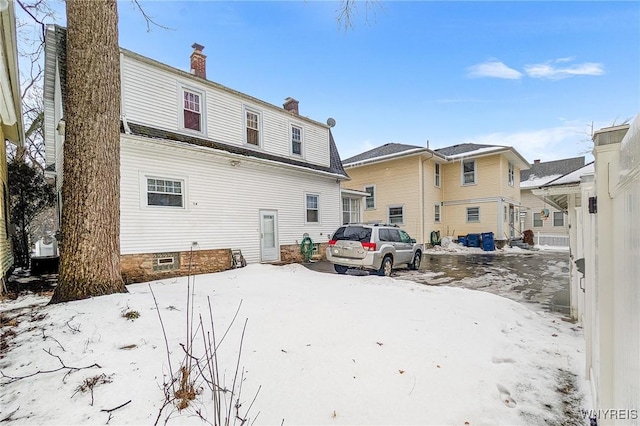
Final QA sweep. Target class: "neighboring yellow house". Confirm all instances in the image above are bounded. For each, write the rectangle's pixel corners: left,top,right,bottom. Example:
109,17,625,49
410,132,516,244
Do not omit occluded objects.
520,156,585,247
0,0,22,284
342,142,530,246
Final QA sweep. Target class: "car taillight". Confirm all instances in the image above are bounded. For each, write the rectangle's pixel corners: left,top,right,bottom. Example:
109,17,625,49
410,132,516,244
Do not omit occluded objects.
362,242,376,251
328,240,337,246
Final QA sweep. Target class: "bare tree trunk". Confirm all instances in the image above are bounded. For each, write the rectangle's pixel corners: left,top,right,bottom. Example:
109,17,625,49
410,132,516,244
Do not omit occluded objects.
50,0,126,303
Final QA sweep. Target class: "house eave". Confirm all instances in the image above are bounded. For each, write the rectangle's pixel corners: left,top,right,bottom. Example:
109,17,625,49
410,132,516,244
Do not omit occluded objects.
344,148,444,168
122,131,348,181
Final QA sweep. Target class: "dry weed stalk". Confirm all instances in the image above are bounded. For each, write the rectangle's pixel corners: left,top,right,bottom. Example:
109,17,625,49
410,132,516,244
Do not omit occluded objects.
151,255,260,425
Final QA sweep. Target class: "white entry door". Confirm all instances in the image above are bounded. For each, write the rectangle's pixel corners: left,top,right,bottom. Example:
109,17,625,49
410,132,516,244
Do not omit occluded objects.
260,210,279,262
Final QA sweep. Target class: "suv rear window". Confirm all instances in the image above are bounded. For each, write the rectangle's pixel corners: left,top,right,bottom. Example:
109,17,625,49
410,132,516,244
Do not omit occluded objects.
332,226,372,243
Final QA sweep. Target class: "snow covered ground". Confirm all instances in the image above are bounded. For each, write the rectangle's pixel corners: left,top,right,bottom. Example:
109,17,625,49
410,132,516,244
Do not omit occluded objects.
0,263,588,425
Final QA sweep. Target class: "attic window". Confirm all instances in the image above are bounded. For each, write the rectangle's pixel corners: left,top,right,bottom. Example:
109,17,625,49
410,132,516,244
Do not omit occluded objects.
183,90,201,132
245,109,261,146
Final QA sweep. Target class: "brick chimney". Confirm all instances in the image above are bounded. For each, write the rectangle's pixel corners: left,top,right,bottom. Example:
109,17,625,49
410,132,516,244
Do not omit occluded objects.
283,97,299,114
190,43,206,79
534,159,541,164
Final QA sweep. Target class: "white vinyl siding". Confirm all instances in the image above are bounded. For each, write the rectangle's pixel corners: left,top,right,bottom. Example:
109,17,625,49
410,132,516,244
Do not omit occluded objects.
120,136,340,263
120,54,331,167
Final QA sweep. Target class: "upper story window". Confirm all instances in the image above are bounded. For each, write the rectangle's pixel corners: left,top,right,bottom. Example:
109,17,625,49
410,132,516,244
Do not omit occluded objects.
434,163,441,187
466,206,480,222
462,159,476,185
245,109,261,146
291,125,302,156
364,185,375,210
306,193,319,223
388,205,404,224
508,162,515,186
183,89,201,132
147,177,184,207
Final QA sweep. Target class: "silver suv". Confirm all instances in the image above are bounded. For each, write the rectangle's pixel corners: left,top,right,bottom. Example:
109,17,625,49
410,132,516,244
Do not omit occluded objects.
326,223,423,276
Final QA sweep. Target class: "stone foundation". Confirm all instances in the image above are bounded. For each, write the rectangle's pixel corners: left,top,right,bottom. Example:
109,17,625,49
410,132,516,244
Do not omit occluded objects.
121,248,232,284
279,242,327,264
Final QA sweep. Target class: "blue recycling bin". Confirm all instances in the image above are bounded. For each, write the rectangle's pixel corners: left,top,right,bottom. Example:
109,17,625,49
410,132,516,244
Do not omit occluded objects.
458,236,467,246
466,233,481,248
481,232,495,251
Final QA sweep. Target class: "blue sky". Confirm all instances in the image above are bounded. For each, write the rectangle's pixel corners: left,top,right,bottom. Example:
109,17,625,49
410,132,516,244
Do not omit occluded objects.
23,1,640,163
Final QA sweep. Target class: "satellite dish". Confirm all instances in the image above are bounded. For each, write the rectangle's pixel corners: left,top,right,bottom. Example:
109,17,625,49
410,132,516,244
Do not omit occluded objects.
326,117,336,128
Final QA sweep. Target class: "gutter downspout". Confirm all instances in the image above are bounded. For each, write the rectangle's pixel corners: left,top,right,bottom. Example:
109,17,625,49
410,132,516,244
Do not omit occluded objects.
420,151,434,248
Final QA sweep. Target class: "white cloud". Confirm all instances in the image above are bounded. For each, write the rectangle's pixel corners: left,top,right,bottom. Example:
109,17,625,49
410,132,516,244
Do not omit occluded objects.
467,60,523,80
524,61,605,80
467,57,604,81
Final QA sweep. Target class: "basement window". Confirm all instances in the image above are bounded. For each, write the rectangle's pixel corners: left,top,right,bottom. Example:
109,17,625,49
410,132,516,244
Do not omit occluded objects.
153,252,180,271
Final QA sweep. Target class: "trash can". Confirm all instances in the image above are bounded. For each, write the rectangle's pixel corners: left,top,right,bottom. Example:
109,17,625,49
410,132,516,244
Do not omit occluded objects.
458,236,467,246
481,232,495,251
466,233,481,248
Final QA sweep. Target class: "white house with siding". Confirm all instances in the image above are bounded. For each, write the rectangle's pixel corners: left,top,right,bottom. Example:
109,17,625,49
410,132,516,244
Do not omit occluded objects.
43,25,348,283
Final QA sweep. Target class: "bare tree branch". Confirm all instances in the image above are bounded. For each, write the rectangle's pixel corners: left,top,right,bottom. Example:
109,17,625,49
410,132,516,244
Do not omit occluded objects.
131,0,174,32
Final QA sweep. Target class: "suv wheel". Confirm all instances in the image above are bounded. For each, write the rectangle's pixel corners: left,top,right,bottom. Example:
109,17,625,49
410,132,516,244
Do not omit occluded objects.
334,264,348,274
408,251,422,270
378,256,393,277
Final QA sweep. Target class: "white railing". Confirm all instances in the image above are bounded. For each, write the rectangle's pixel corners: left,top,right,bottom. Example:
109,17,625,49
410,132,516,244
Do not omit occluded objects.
535,233,569,247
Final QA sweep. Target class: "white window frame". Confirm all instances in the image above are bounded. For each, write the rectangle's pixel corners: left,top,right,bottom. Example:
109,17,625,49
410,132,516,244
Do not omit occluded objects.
290,123,303,156
533,212,543,227
434,163,441,188
342,197,360,225
243,106,262,147
508,162,515,187
143,175,186,209
388,205,404,225
434,203,441,223
364,185,375,210
553,211,564,227
462,159,476,185
305,193,320,224
504,205,508,221
179,85,205,134
466,206,480,222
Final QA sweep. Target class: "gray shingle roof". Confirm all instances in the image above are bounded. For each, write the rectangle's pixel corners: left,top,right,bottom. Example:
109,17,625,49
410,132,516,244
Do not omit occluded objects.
342,143,424,164
124,122,348,177
434,143,500,156
521,156,585,181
